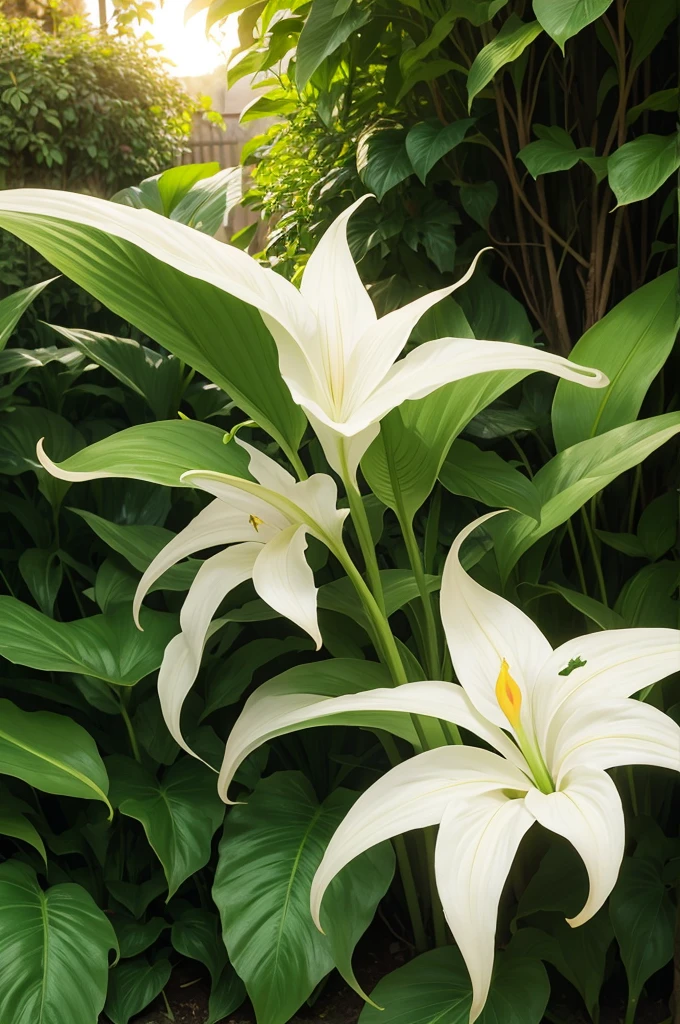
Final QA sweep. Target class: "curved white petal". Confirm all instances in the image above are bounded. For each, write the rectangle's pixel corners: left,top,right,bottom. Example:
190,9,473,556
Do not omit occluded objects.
158,543,261,753
310,746,531,927
299,195,377,400
133,499,272,627
345,250,490,417
548,697,680,784
524,767,625,928
436,792,535,1023
36,436,110,482
218,678,530,802
235,437,296,494
440,512,553,730
342,335,608,436
305,409,380,482
252,524,322,650
180,472,293,531
0,188,312,344
289,472,349,547
533,628,680,750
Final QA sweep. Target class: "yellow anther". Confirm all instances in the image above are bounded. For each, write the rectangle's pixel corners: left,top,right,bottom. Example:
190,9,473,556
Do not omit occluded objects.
249,514,264,532
495,658,522,729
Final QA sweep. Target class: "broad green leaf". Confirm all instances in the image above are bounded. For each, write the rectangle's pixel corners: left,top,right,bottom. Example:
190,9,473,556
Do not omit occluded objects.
319,569,440,632
0,598,177,686
0,698,110,807
108,755,225,897
490,413,680,579
406,119,475,184
0,786,47,862
0,279,53,350
608,134,680,207
357,128,414,201
457,273,534,347
0,212,306,461
18,547,62,617
0,860,117,1024
615,561,680,628
552,272,677,450
517,125,594,178
440,439,541,520
626,88,679,126
595,529,645,558
359,946,549,1023
449,0,509,26
104,957,172,1024
48,326,184,420
171,909,246,1024
460,180,498,230
41,419,250,487
524,581,626,630
93,559,138,613
112,915,168,958
202,636,315,717
637,492,678,561
73,509,199,592
170,166,243,235
396,60,466,105
107,876,168,919
467,16,543,109
114,161,219,214
533,0,613,50
213,771,394,1024
296,0,371,88
400,10,458,73
610,855,675,1018
0,406,84,506
625,0,678,68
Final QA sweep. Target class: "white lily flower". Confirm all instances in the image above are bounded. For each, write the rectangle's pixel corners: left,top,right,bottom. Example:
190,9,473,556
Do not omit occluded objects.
37,437,348,755
0,189,608,478
216,512,680,1021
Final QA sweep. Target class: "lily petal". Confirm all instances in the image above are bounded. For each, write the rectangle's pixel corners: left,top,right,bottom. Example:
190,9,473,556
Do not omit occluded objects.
343,336,609,436
235,437,297,494
533,627,680,750
252,523,322,650
548,697,680,784
440,512,553,729
305,409,380,481
217,677,530,802
299,195,377,400
310,746,531,929
524,767,625,928
133,498,275,627
436,791,535,1023
346,250,490,416
158,543,261,753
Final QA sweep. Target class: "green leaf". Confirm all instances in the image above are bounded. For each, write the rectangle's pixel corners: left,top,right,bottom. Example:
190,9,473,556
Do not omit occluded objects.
213,771,394,1024
296,0,371,88
0,786,47,862
626,88,679,125
357,128,414,201
18,547,62,616
460,180,498,230
457,272,534,346
552,272,677,450
610,855,675,1018
72,509,199,592
0,860,117,1024
533,0,614,51
524,582,626,630
594,529,645,558
320,569,440,630
0,212,306,462
406,119,475,184
104,957,172,1024
359,946,549,1023
112,914,168,958
396,59,466,104
41,419,250,488
0,698,110,807
467,16,543,109
626,0,678,68
108,756,225,897
171,909,246,1024
0,406,84,506
448,0,509,26
400,10,458,73
0,598,177,685
440,439,541,519
171,166,243,235
615,561,680,628
202,636,315,717
107,876,168,919
490,413,680,579
517,125,594,178
637,492,678,561
608,134,680,207
0,278,53,351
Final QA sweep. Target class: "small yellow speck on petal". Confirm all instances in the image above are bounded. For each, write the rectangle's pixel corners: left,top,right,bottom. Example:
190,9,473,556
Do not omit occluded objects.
249,514,264,532
495,658,522,729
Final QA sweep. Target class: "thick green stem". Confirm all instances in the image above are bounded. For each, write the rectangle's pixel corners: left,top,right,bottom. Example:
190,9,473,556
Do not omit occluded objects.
400,514,441,677
581,507,608,607
338,444,386,615
118,694,142,763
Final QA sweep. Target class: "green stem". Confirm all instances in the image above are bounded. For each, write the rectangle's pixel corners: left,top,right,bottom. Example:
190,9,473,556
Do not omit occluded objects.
581,507,608,607
288,448,308,481
627,464,642,533
400,513,441,681
566,519,589,598
118,695,142,763
424,486,441,575
337,549,407,684
338,444,386,615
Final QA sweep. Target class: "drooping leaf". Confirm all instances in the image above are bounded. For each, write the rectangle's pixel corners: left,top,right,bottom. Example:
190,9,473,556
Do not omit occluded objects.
213,771,394,1024
359,946,549,1023
467,15,543,109
0,786,47,862
357,128,414,200
0,598,177,685
39,419,250,488
0,698,110,807
552,272,677,450
0,278,53,351
533,0,614,51
0,860,117,1024
112,914,168,958
517,125,594,178
608,134,680,207
296,0,371,88
107,755,225,897
626,88,679,126
104,957,172,1024
460,181,498,230
440,439,541,520
625,0,678,68
406,119,475,184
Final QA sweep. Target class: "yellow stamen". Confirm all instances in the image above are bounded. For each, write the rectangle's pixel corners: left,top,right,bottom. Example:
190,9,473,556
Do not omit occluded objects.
249,514,264,532
495,658,522,729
